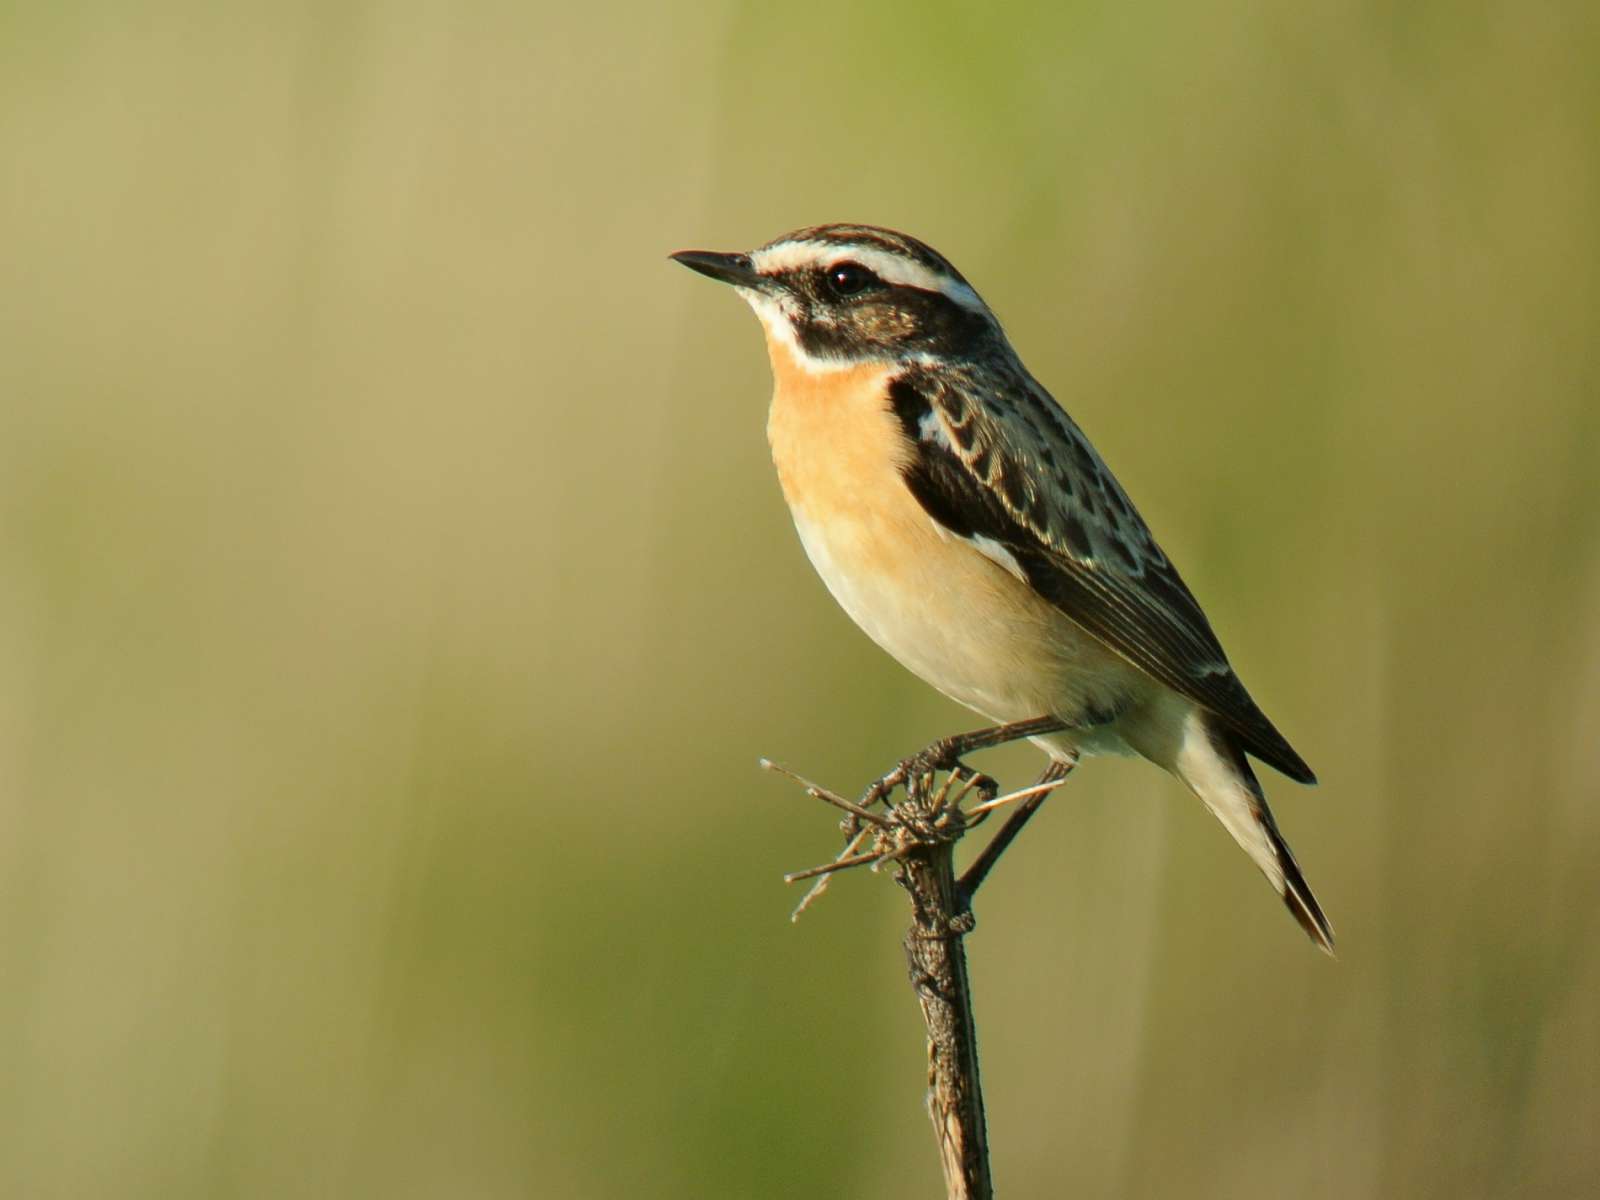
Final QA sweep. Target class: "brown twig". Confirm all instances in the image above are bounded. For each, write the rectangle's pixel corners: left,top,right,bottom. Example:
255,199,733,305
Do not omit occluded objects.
763,716,1069,1200
896,769,991,1200
782,846,890,883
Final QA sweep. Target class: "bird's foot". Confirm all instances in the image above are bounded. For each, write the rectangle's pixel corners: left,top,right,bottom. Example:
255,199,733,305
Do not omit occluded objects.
764,716,1074,918
861,757,996,817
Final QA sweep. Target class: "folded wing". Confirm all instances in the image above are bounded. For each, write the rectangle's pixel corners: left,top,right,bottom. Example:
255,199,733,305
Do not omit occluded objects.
886,364,1315,785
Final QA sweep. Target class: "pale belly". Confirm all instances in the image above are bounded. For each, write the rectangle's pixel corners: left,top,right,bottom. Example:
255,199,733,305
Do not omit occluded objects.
784,487,1140,750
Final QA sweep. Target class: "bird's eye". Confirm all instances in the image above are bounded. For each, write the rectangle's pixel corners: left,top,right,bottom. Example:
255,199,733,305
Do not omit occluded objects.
825,262,874,297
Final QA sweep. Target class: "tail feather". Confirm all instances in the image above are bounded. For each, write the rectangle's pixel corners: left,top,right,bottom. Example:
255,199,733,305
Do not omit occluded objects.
1172,711,1335,955
1271,818,1336,954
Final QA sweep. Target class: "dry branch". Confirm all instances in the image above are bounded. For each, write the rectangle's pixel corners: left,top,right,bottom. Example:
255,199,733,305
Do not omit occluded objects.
763,718,1073,1199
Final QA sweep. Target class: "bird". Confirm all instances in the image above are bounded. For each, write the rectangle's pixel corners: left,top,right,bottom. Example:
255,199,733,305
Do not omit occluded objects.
671,224,1332,953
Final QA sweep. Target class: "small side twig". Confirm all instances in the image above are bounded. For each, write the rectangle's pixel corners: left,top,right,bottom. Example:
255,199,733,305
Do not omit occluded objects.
758,758,893,829
762,716,1069,1200
783,845,889,884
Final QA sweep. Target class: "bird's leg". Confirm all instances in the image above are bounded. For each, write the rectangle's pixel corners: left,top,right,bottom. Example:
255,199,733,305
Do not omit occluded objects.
768,716,1075,918
861,714,1069,812
957,754,1077,902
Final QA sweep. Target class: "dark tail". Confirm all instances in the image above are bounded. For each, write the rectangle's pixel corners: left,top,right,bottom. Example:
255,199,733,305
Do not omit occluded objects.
1225,734,1335,955
1174,714,1335,955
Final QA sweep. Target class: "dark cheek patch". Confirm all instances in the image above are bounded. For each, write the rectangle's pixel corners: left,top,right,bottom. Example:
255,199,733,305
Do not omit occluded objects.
904,291,989,355
861,304,918,344
797,286,992,360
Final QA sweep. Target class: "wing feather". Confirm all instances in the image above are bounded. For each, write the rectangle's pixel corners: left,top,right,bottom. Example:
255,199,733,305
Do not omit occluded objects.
886,367,1315,784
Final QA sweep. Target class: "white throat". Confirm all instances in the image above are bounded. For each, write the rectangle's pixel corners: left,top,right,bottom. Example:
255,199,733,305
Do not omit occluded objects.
736,288,856,375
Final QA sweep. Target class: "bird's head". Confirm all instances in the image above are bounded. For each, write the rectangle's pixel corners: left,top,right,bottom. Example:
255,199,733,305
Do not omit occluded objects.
671,224,1001,371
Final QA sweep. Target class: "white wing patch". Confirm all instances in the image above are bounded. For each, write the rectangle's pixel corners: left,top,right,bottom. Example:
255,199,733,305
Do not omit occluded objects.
919,509,1030,585
917,408,953,451
966,533,1029,583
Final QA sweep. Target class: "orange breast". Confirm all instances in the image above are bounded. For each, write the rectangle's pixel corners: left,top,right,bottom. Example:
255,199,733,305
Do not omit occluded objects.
760,332,1140,732
763,334,907,522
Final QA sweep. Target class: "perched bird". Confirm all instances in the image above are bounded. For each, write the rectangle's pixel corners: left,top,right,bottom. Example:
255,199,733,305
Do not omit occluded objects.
671,224,1332,952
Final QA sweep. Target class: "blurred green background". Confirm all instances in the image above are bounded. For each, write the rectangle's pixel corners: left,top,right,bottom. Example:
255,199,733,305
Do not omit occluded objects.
2,2,1596,1196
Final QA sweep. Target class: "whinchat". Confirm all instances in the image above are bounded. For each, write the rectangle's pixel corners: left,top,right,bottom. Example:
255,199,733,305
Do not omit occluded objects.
672,224,1332,952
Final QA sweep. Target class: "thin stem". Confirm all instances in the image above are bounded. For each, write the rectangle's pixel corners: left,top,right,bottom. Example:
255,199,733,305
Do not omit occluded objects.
760,759,893,828
965,773,1074,823
899,840,991,1199
958,757,1075,900
763,714,1077,1199
789,825,874,921
784,847,891,884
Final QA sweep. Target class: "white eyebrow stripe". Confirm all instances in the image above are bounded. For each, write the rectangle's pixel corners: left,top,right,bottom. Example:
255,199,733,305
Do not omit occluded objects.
751,241,986,313
751,240,841,274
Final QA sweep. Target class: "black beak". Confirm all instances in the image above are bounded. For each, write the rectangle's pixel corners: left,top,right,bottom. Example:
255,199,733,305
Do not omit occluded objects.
669,249,765,288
